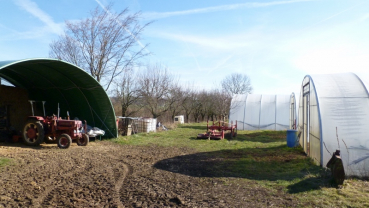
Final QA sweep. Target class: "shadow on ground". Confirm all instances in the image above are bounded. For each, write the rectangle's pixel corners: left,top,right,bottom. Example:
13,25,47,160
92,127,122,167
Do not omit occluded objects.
154,144,333,193
232,131,288,143
286,175,335,193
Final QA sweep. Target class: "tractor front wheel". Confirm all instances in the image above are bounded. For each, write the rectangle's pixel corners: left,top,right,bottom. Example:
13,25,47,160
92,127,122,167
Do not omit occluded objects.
57,134,72,149
22,120,44,146
77,134,89,146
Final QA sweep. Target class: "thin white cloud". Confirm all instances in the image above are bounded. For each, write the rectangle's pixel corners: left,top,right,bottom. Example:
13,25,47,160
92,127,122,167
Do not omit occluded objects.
293,44,369,75
206,54,234,74
154,32,253,50
143,0,318,20
187,55,233,77
359,13,369,22
185,42,202,72
292,1,366,37
0,23,20,35
13,0,63,34
282,8,369,76
0,22,63,41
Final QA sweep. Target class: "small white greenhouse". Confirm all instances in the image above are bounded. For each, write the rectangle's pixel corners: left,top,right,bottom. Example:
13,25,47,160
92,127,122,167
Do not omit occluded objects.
229,94,296,131
297,72,369,177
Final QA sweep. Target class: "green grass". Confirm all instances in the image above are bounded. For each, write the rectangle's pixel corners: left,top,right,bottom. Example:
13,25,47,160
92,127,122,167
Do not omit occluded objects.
0,157,11,167
114,123,288,151
113,122,369,207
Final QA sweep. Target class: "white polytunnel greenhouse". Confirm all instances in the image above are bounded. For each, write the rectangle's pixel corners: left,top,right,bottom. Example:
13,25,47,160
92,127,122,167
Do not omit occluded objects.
229,93,296,131
297,72,369,177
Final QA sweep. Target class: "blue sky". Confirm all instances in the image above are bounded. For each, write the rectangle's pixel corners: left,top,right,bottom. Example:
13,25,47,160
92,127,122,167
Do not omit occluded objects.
1,0,369,95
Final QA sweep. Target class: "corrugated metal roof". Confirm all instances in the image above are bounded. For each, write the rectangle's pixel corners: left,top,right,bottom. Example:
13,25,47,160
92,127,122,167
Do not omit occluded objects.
0,58,117,138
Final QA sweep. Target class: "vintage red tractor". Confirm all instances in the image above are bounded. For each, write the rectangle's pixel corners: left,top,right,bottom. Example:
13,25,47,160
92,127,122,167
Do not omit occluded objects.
22,101,89,149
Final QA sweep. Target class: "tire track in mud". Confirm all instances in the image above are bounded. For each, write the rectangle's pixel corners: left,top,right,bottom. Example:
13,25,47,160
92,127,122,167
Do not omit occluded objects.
31,155,90,206
105,160,129,208
0,146,105,207
102,151,132,208
115,152,186,207
119,172,184,207
0,152,56,206
40,160,100,207
0,151,63,202
36,148,131,207
39,149,108,207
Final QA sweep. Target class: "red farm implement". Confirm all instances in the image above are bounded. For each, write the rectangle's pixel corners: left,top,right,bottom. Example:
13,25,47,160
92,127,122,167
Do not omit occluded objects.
22,101,89,149
197,120,237,140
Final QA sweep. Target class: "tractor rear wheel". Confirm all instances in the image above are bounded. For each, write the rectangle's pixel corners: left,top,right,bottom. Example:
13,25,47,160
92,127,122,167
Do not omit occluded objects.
22,120,44,146
77,133,89,146
57,134,72,149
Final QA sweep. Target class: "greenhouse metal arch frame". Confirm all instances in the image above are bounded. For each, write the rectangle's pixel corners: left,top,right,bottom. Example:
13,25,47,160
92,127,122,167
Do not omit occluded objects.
298,73,369,177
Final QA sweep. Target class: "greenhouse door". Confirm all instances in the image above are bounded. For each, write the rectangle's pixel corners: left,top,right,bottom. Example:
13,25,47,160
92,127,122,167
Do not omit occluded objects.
290,102,295,129
302,83,310,155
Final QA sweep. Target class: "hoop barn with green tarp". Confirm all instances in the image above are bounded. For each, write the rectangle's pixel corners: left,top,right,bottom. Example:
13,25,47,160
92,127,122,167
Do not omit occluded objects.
0,58,117,138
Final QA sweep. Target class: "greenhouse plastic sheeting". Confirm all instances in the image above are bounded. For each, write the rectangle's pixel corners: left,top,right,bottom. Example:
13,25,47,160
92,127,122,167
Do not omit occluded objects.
297,73,369,177
229,94,248,129
0,58,117,138
229,94,296,131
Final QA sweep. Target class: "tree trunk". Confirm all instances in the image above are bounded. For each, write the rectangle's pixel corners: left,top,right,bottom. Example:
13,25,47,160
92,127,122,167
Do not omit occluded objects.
185,113,190,123
121,105,128,117
201,114,205,122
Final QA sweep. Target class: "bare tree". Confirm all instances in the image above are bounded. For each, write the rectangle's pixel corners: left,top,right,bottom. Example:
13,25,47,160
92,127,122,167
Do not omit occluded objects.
212,89,232,121
168,87,185,122
49,35,83,66
181,89,197,123
49,4,150,91
196,90,215,121
138,63,177,118
191,92,203,123
113,69,142,117
221,73,253,95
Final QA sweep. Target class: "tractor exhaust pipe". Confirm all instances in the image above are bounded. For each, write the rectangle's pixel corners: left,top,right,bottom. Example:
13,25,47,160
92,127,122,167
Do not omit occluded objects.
57,103,60,119
42,101,46,117
29,100,35,116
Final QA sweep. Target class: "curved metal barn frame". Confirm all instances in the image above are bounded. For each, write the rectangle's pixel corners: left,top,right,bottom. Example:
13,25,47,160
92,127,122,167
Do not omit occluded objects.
0,58,117,138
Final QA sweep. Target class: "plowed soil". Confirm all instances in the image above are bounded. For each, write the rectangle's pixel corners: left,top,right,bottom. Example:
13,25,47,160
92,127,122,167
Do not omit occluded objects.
0,141,298,207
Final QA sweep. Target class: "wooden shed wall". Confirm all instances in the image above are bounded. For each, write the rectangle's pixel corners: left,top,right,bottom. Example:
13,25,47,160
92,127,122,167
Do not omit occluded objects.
0,86,31,133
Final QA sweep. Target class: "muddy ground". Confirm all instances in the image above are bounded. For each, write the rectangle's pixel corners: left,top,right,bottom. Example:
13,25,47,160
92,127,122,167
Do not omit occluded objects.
0,141,299,207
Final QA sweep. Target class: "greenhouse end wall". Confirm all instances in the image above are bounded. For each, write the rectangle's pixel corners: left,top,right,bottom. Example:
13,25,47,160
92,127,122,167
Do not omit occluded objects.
229,94,296,131
298,73,369,177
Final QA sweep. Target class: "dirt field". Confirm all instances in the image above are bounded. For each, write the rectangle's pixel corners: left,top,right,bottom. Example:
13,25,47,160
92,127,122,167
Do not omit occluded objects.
0,141,299,207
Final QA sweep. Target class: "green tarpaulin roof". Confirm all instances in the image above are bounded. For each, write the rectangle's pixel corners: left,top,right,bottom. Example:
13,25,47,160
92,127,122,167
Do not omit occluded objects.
0,58,117,138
